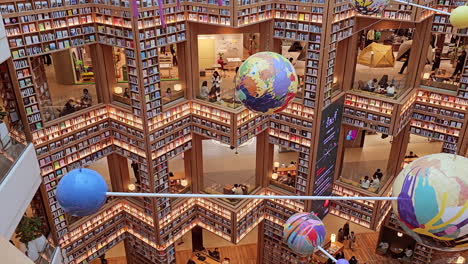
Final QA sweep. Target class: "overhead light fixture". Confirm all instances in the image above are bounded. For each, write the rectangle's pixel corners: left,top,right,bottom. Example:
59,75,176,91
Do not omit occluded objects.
331,233,336,243
274,162,280,168
114,86,123,94
174,83,182,91
397,232,403,237
272,173,278,180
128,184,136,191
180,179,188,187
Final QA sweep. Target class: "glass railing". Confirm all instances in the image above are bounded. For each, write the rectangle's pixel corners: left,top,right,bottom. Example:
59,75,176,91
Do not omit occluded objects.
34,236,57,264
0,127,28,184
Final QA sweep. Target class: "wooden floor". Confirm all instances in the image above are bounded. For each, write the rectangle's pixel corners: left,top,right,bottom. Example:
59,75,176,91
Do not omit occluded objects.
176,244,257,264
342,233,399,264
90,233,398,264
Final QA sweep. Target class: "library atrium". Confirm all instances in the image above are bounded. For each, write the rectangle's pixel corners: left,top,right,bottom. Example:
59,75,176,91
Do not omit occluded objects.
0,0,467,264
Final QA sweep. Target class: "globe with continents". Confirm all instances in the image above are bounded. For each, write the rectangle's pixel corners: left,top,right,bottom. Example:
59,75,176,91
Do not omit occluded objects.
392,153,468,251
235,52,298,114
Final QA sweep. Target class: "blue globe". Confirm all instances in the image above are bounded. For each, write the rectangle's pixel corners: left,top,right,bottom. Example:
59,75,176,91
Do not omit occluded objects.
56,168,108,217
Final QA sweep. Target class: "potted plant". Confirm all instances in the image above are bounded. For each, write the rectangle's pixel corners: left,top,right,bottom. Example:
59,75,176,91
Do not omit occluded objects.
15,216,47,261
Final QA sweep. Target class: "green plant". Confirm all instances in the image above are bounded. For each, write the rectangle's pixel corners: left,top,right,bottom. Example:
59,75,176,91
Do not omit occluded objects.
0,106,6,123
15,216,43,246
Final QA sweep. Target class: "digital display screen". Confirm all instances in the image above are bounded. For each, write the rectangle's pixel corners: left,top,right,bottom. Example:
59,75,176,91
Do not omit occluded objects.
311,96,344,218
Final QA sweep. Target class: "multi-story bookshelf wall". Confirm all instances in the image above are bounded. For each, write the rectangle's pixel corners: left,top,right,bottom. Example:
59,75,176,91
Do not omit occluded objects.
1,0,468,263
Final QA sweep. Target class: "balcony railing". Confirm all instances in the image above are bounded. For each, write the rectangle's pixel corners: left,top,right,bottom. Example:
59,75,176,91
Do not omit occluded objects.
0,129,28,184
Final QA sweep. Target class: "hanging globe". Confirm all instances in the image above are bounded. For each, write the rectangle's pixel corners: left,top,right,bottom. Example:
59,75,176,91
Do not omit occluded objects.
350,0,391,15
235,52,298,115
392,153,468,251
283,212,326,256
56,168,108,217
450,6,468,29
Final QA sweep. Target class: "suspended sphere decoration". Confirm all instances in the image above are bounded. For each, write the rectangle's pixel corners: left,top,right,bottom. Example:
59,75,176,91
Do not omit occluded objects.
391,153,468,251
56,168,108,217
450,6,468,29
350,0,391,15
283,213,326,256
336,260,350,264
235,52,298,115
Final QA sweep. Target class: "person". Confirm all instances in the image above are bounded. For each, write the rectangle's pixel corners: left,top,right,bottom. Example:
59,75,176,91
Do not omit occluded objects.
405,151,418,158
343,222,350,240
99,254,108,264
365,78,378,92
211,71,221,86
285,173,294,186
80,89,92,108
452,50,466,77
288,161,296,168
170,44,177,66
231,184,240,194
360,176,370,189
217,56,227,76
386,83,395,96
222,258,230,264
373,169,383,180
187,260,196,264
241,184,248,194
349,231,356,250
432,52,441,71
209,248,220,260
378,75,389,89
399,49,411,74
131,161,140,184
370,174,380,189
200,81,209,98
349,256,358,264
60,99,76,117
338,228,344,243
43,54,52,66
169,172,174,177
123,88,130,98
166,88,172,99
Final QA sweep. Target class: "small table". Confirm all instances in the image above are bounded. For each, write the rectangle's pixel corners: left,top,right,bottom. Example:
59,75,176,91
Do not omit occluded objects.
191,252,220,264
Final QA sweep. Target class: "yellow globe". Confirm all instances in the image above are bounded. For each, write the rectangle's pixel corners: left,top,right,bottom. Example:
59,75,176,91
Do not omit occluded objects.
450,6,468,29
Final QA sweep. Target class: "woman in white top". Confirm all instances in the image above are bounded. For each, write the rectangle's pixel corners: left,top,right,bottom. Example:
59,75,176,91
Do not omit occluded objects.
200,81,209,98
360,176,370,189
370,175,380,189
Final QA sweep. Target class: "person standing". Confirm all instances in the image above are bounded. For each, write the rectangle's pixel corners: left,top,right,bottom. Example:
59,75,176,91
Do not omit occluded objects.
349,231,356,250
343,222,350,240
452,50,467,77
80,88,92,108
131,161,140,184
373,169,383,180
432,52,441,71
399,49,411,74
338,228,344,243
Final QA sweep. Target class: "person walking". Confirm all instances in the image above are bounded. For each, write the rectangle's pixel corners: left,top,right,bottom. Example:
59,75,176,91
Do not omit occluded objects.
131,161,140,184
343,222,350,240
349,231,356,250
452,50,467,77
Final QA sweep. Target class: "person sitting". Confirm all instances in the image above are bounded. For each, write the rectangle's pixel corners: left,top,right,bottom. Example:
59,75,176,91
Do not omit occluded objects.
405,151,418,158
123,88,130,98
288,161,296,168
370,175,380,189
360,176,370,189
60,99,76,117
200,81,209,98
208,248,220,260
365,78,378,92
386,83,395,96
241,184,248,195
348,256,358,264
208,84,218,102
231,184,243,195
80,88,92,108
373,169,383,180
378,75,389,89
222,258,230,264
165,88,172,99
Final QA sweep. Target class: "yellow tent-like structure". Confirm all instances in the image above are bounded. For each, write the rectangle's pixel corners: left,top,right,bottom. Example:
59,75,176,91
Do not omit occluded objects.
357,42,395,68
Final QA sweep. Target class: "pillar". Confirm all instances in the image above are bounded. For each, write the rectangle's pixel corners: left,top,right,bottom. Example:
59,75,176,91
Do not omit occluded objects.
186,134,204,193
89,44,115,104
256,131,274,187
191,226,204,251
107,153,131,192
385,124,411,178
51,49,75,85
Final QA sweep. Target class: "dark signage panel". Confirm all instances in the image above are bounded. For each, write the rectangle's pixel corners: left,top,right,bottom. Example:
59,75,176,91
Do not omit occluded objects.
312,96,344,218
